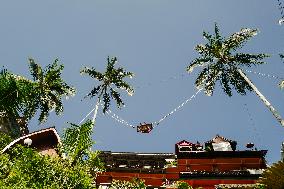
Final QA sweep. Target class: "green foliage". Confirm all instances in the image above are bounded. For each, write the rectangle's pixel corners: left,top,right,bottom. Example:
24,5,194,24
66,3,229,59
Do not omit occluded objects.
110,178,146,189
187,23,269,97
28,58,75,123
0,145,94,189
0,132,12,150
60,120,105,171
0,58,75,130
176,181,193,189
0,69,34,121
80,56,134,113
61,120,94,165
258,161,284,189
0,120,105,188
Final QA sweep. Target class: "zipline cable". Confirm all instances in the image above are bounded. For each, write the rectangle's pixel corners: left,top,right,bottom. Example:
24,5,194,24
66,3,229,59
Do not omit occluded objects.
104,89,202,129
77,69,281,129
152,88,202,126
244,103,261,146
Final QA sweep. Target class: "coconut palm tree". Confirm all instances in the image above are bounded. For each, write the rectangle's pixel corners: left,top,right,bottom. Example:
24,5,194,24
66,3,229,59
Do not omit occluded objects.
0,59,75,136
28,58,75,124
80,56,134,123
187,24,284,127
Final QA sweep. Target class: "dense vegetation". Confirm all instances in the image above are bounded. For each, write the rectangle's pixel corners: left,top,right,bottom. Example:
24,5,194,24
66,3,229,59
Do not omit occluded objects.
0,120,104,189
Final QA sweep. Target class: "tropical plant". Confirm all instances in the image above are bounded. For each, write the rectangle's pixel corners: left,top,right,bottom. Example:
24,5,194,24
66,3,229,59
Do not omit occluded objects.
28,58,75,123
60,120,104,170
258,161,284,189
80,56,134,123
0,58,75,136
187,24,284,127
0,145,94,189
110,178,146,189
0,69,35,136
0,119,105,188
0,132,12,150
177,181,193,189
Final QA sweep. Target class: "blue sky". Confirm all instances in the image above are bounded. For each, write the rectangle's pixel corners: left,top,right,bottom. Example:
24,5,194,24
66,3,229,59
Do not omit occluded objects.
1,1,284,164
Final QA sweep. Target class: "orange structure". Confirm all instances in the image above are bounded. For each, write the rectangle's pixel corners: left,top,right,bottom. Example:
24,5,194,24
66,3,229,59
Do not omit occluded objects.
96,135,267,189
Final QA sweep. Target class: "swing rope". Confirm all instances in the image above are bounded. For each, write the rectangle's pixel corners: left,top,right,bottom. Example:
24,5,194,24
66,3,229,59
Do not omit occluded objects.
77,69,281,129
152,88,202,126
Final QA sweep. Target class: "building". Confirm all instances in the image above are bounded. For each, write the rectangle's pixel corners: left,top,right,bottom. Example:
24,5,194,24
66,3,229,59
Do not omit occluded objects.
96,135,267,189
2,127,61,157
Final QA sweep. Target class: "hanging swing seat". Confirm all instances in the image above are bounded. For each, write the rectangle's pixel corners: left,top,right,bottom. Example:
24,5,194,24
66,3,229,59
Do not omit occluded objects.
137,123,153,133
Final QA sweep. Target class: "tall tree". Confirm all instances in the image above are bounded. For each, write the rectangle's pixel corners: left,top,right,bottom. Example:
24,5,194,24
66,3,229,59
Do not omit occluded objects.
187,24,284,127
28,58,75,123
80,56,134,123
0,58,75,136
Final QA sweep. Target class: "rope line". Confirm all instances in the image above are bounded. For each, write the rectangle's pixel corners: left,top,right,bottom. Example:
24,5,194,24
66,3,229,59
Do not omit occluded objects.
105,109,135,128
104,89,202,128
78,106,97,124
244,69,283,80
136,73,186,89
244,103,261,145
153,88,202,126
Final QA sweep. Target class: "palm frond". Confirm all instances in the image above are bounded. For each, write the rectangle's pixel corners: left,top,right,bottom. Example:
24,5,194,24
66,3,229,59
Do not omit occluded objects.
110,88,124,108
187,57,211,73
234,53,269,66
203,65,222,96
224,28,258,51
61,120,94,165
220,70,232,96
29,58,43,81
80,67,104,81
102,92,111,113
188,24,268,97
229,69,252,95
195,67,209,90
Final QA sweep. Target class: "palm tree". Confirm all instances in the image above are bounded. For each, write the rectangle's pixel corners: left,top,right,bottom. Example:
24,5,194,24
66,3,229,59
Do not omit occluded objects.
0,59,75,136
28,58,75,123
187,24,284,127
259,161,284,189
80,56,134,123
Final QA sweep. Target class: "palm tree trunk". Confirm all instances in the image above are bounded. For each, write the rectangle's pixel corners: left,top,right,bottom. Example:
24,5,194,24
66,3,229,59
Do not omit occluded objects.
92,98,101,124
238,69,284,127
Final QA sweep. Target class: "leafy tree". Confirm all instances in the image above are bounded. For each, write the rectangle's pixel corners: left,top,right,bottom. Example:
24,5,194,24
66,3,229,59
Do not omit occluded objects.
80,56,134,123
0,132,12,150
0,145,94,189
60,120,104,170
0,69,35,136
187,24,284,127
28,58,75,123
177,181,193,189
0,120,104,188
0,58,75,136
110,178,146,189
258,161,284,189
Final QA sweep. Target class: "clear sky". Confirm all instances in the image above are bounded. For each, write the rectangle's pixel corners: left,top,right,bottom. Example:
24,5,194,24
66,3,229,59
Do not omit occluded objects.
0,1,283,164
